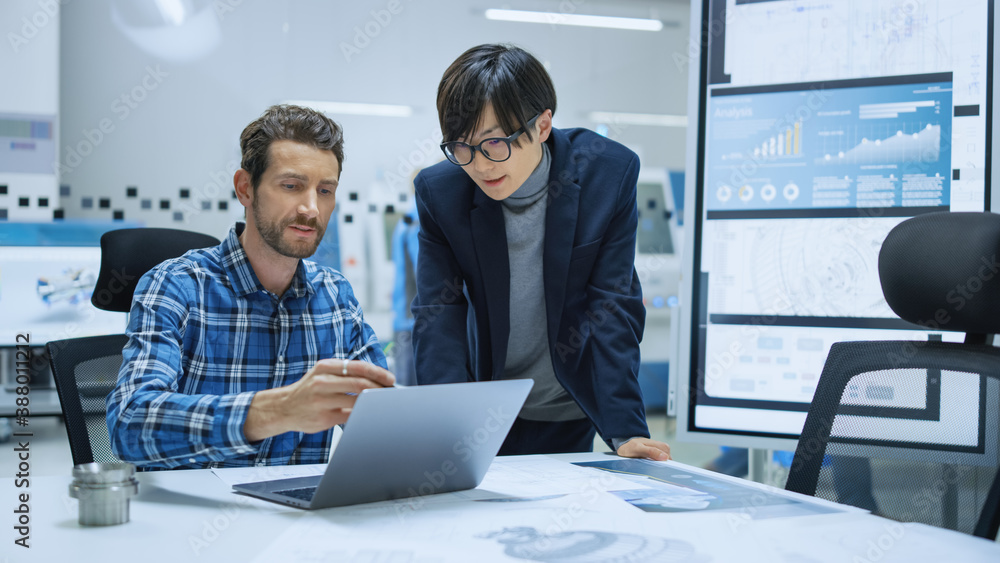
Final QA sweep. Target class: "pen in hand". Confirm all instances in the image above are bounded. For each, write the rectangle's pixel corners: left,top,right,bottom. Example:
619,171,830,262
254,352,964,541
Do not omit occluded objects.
337,348,397,389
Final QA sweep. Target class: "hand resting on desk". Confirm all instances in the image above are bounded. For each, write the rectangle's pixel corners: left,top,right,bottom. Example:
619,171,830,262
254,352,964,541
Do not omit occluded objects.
243,358,395,441
616,437,672,462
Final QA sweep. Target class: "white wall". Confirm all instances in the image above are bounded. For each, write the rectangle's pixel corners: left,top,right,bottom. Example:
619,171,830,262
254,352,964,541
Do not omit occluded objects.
57,0,691,241
0,0,60,223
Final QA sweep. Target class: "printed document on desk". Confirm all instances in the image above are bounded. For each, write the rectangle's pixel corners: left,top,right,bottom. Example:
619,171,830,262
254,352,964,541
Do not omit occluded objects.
474,455,644,498
250,478,727,563
574,458,853,519
752,512,1000,562
247,455,1000,563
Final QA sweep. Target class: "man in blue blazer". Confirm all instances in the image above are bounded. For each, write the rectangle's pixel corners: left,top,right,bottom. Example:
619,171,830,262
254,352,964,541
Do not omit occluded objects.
413,44,671,460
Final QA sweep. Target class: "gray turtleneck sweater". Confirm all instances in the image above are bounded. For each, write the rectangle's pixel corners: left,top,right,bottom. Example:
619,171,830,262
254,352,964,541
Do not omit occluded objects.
500,143,586,421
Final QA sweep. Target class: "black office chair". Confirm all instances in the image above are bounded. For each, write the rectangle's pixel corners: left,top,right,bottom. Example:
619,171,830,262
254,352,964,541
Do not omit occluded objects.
785,212,1000,539
47,228,220,466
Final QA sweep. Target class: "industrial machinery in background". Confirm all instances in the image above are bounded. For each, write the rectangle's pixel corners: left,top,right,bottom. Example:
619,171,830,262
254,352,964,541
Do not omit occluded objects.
636,168,684,415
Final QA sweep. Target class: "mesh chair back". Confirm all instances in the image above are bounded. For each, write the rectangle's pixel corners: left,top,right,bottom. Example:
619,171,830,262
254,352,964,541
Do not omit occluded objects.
45,228,221,469
46,335,128,466
786,340,1000,539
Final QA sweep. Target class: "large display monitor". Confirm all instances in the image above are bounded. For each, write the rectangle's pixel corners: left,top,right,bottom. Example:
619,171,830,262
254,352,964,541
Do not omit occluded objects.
679,0,995,450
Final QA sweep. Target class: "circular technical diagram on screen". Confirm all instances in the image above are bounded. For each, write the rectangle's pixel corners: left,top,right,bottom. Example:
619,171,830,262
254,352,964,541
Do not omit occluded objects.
748,219,897,317
716,185,732,202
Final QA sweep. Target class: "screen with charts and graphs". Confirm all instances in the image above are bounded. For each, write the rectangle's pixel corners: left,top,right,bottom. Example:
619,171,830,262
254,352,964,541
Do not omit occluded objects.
680,0,994,447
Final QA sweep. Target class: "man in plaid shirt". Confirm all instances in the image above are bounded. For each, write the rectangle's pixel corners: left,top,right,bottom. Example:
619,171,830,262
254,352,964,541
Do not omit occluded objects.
107,105,394,470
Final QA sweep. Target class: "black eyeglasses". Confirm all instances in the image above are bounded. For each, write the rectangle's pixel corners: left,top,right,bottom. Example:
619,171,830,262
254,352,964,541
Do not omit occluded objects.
440,113,542,166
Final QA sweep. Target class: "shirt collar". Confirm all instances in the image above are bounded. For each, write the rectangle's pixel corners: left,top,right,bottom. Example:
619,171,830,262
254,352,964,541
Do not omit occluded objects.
222,222,314,299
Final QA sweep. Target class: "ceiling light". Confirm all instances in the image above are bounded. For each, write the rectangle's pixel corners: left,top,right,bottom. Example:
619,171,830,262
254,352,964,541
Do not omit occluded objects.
153,0,187,26
485,9,663,31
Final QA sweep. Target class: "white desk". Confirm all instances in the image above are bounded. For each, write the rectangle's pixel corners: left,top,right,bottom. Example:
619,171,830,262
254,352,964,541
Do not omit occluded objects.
5,453,999,562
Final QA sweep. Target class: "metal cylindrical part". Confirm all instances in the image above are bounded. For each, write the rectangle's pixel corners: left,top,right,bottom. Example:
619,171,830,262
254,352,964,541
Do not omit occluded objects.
69,462,139,526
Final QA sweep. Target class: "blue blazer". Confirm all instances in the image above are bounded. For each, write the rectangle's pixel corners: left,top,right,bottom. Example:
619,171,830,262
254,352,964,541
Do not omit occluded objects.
412,127,649,445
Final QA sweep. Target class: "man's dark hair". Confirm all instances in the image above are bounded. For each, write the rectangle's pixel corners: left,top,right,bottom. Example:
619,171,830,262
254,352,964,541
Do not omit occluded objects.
240,104,345,190
436,44,557,147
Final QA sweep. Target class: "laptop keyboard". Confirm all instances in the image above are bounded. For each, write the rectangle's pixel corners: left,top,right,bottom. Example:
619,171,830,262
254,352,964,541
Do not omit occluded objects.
275,486,317,501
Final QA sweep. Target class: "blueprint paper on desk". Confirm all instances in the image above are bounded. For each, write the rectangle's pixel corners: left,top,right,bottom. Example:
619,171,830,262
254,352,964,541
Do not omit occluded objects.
475,455,644,498
751,514,1000,562
252,517,478,563
251,484,727,563
245,457,839,563
574,459,845,519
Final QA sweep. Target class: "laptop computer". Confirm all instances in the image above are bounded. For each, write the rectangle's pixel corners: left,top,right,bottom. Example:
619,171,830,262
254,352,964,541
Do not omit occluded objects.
232,379,532,509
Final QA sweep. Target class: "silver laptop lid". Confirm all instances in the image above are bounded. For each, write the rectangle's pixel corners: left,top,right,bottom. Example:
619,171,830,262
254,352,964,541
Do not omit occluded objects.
305,379,533,508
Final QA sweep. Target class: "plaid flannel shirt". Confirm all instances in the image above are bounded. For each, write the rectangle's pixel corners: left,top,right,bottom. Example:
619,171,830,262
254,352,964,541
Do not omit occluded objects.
107,223,386,469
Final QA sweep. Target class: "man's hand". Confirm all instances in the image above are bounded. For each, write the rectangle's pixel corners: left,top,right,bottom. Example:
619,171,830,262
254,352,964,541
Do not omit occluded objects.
616,437,672,461
244,358,395,441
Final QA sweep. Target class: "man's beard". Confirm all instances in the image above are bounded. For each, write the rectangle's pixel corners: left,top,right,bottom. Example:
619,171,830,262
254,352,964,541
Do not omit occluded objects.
252,201,325,259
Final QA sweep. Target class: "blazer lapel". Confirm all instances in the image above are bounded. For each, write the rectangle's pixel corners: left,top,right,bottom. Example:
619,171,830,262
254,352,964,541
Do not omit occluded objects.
543,135,581,348
470,186,510,379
